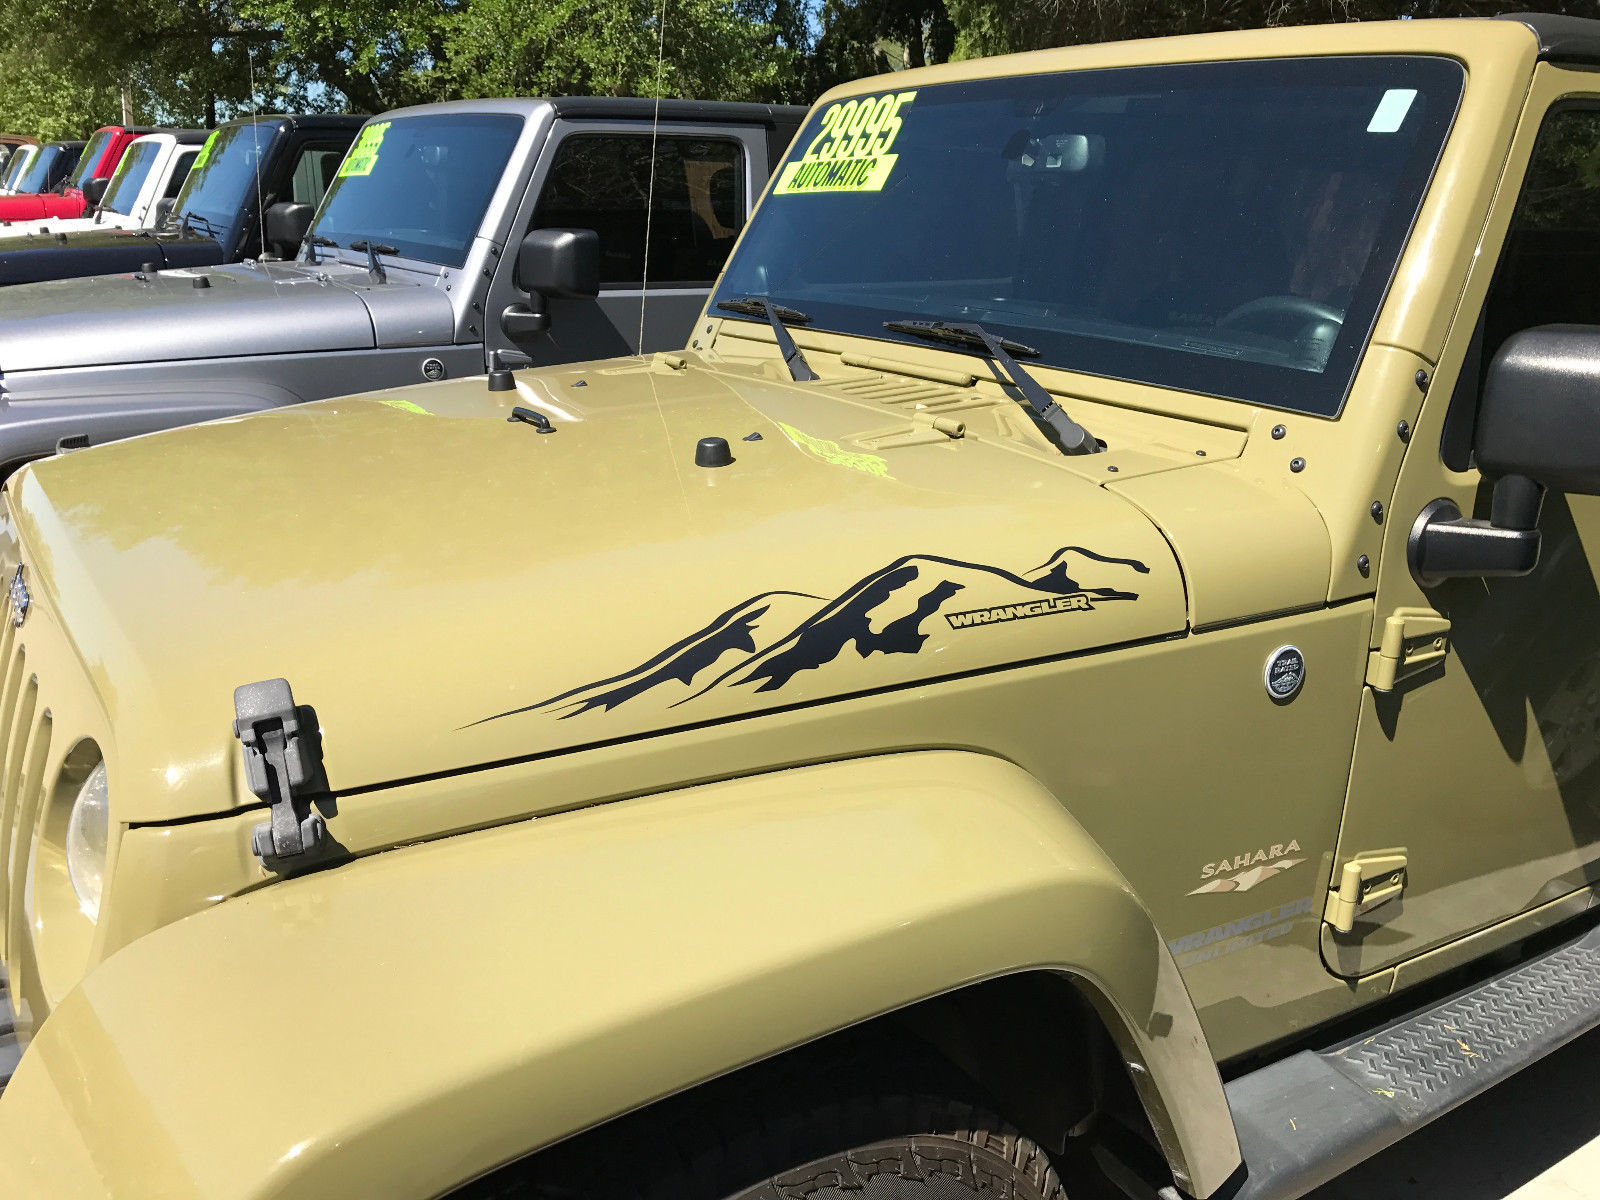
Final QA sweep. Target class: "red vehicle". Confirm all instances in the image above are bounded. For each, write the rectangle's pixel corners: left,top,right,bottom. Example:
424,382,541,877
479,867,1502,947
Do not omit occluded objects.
0,125,152,221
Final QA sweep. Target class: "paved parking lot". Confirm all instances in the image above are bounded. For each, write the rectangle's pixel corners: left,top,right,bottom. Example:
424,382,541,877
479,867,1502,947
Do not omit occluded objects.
1304,1026,1600,1200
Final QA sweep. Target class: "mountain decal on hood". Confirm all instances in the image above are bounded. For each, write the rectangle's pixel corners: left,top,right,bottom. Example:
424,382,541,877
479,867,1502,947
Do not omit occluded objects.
473,546,1150,725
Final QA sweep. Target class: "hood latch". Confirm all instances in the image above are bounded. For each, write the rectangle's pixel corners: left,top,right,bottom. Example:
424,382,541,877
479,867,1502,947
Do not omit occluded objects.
233,678,328,866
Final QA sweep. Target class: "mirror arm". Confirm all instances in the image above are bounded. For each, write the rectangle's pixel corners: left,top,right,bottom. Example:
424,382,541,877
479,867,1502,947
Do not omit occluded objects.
501,291,551,339
1408,476,1544,588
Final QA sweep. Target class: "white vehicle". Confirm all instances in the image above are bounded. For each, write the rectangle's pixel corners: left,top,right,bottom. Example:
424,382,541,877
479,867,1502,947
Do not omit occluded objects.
0,145,37,195
0,130,203,232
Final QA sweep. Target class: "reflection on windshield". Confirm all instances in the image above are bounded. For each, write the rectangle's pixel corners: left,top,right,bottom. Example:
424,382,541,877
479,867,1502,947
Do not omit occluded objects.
13,145,73,194
68,130,114,187
309,114,523,268
101,141,160,215
173,121,282,234
714,56,1463,417
1,149,32,190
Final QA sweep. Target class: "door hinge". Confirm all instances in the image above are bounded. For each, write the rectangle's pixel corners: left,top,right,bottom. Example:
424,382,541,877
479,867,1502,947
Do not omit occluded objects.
1324,850,1408,933
1365,608,1451,692
233,677,327,867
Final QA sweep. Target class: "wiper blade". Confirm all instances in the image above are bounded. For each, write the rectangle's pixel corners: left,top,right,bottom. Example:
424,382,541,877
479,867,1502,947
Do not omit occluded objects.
883,319,1099,455
716,296,817,382
350,239,398,283
179,211,220,237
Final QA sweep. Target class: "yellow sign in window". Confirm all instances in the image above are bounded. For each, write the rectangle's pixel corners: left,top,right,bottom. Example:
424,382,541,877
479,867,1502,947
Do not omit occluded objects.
338,122,391,178
774,91,916,196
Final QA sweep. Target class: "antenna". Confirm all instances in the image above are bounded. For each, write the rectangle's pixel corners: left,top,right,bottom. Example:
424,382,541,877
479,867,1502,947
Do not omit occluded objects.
637,0,668,353
248,45,266,257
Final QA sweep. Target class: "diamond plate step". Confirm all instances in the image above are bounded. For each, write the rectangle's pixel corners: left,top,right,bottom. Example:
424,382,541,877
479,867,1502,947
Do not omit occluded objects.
1218,920,1600,1200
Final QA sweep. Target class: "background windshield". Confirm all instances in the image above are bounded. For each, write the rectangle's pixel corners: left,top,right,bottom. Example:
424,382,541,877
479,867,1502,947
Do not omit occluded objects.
309,113,523,268
173,121,282,235
68,129,114,186
2,148,33,190
100,140,160,215
715,56,1462,417
14,145,70,194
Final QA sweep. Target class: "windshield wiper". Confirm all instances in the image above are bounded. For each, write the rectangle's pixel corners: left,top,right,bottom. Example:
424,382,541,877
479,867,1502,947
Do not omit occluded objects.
305,234,338,265
180,212,222,238
883,319,1099,455
716,297,817,382
350,239,397,283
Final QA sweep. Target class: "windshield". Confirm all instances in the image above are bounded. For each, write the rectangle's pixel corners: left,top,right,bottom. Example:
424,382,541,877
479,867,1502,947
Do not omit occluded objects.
13,145,73,194
100,139,161,215
173,121,283,234
68,129,115,187
714,55,1463,418
1,148,31,190
309,113,523,268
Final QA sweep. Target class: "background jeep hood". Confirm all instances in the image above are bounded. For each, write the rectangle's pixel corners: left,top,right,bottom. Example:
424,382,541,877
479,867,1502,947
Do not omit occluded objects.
0,260,454,372
9,357,1186,820
0,227,224,287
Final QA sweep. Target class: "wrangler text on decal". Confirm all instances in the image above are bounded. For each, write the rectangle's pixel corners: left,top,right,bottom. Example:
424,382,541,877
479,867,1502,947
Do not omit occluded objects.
1167,897,1315,967
945,592,1094,629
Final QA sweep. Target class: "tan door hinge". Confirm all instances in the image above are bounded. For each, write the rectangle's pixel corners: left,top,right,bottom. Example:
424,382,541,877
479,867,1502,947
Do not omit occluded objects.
1324,850,1408,933
1365,608,1451,692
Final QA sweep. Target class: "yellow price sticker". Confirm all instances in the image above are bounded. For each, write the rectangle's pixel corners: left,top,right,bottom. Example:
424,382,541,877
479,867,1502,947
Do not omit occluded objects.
191,130,219,172
774,91,916,196
338,122,391,178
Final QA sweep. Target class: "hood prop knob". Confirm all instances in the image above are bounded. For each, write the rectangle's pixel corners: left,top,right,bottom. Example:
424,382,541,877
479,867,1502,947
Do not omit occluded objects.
696,437,734,468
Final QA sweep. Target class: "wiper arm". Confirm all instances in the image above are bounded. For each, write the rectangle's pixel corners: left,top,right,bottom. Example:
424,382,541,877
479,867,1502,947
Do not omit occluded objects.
180,211,220,237
883,319,1099,455
305,234,338,265
350,239,397,283
716,296,817,382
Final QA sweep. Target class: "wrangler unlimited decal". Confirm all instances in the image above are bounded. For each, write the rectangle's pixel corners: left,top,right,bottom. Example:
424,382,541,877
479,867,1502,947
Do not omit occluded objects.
475,546,1148,724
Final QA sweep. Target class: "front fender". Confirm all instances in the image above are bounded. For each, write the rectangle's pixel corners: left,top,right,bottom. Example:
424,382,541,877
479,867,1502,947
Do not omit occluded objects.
0,751,1240,1199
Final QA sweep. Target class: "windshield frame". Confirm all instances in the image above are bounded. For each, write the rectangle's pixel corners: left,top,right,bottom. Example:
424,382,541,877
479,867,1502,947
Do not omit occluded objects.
100,139,161,215
67,129,115,188
170,120,286,241
1,147,33,190
713,54,1465,420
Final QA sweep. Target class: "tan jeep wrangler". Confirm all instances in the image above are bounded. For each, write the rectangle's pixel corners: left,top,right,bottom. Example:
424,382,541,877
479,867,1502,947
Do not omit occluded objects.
4,13,1600,1200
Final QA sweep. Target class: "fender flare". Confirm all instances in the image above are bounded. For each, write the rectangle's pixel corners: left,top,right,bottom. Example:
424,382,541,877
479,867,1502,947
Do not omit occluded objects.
0,751,1240,1200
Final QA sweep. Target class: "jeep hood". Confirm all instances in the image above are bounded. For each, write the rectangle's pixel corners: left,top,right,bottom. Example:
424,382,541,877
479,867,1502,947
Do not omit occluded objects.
0,261,454,370
10,356,1190,821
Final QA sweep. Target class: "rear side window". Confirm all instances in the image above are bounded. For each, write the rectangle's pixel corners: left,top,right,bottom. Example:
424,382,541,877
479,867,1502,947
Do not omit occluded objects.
288,144,346,207
166,150,199,198
531,134,745,287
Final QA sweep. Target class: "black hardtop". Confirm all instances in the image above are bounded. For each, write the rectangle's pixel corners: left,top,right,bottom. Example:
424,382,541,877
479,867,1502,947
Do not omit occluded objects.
1499,12,1600,65
546,97,808,177
44,140,86,152
161,129,212,144
211,113,366,134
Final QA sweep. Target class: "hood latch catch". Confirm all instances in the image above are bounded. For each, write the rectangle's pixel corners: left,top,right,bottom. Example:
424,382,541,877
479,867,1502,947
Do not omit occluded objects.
234,678,328,866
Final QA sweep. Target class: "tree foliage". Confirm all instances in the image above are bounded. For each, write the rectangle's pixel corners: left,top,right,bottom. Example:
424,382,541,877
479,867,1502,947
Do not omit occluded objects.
3,0,1600,139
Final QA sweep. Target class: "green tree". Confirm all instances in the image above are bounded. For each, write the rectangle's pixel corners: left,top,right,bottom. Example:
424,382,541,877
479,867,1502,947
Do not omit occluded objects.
441,0,806,103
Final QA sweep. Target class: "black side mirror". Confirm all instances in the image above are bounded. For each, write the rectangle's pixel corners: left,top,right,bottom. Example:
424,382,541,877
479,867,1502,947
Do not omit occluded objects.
502,228,600,339
81,176,109,206
1409,324,1600,585
152,197,174,228
263,201,314,260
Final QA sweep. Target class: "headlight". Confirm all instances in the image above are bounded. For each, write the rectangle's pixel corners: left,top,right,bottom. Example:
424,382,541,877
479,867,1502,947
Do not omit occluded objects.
65,759,108,921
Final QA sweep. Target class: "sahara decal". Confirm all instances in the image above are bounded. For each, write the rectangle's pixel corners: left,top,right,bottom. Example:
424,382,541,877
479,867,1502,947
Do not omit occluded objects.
774,91,916,195
1189,840,1304,895
474,546,1148,724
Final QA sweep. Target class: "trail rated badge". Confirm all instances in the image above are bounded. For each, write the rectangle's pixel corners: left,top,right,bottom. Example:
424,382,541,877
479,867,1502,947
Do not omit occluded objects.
774,91,916,195
473,546,1148,725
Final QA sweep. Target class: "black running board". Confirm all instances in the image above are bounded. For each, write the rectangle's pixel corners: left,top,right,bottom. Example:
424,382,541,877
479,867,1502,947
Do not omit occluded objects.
1216,918,1600,1200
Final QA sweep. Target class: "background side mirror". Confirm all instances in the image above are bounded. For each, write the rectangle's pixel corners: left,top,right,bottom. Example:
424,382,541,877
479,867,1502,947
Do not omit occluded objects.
1409,324,1600,586
152,197,174,227
516,227,599,300
81,176,108,206
263,201,314,260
